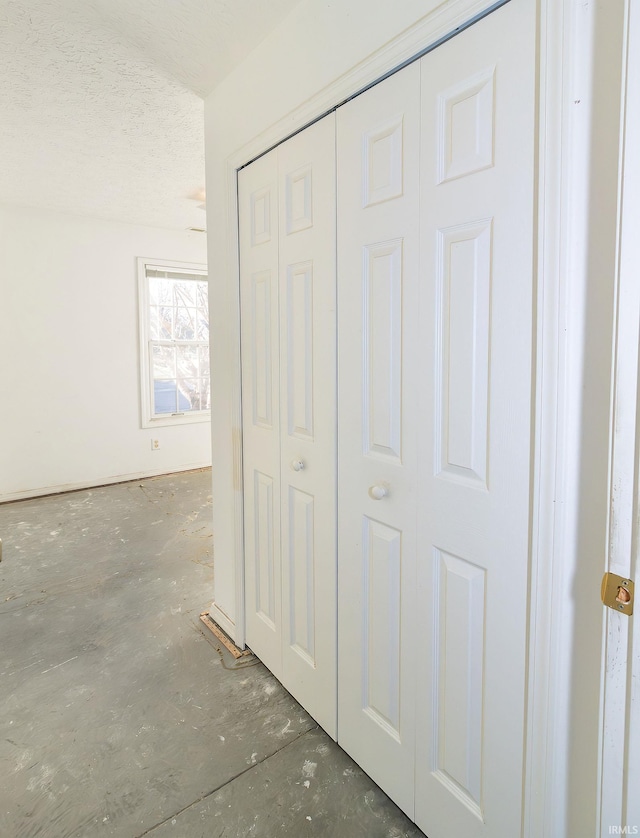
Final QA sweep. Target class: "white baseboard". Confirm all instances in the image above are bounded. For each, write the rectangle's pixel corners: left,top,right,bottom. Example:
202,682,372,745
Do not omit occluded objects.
0,462,212,503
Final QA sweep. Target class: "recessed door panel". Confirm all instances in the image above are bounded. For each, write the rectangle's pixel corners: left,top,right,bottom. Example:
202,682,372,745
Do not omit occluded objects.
287,486,316,664
251,186,273,245
436,221,492,487
364,116,405,206
254,470,277,628
363,240,403,461
433,549,486,816
286,260,314,440
286,164,313,234
437,67,496,184
251,269,274,429
362,517,402,738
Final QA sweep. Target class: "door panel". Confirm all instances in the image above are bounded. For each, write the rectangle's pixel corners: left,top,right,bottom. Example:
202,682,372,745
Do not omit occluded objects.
241,119,337,734
251,269,276,429
415,2,535,836
253,470,277,630
436,221,491,486
363,239,404,461
433,549,485,812
337,62,420,816
362,517,403,737
285,261,314,439
287,485,315,662
239,151,282,675
279,115,337,738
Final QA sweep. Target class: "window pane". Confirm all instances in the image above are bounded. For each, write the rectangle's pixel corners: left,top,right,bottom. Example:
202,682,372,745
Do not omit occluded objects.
173,280,196,306
176,344,198,378
200,376,211,409
153,344,176,378
149,277,172,305
199,346,210,376
197,308,209,341
158,306,173,339
174,307,196,340
196,282,208,309
149,306,161,340
154,380,178,414
177,378,200,411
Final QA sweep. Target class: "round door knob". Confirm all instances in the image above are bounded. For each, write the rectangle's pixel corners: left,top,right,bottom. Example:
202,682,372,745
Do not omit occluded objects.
369,484,388,500
291,458,305,472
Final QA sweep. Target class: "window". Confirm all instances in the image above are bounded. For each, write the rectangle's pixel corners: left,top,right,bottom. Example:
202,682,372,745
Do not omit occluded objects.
138,258,209,427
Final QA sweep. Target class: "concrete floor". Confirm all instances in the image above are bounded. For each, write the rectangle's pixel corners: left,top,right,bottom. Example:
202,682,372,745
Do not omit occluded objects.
0,469,425,838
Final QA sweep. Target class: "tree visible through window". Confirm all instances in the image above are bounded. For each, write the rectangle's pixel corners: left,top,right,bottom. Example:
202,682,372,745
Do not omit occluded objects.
138,259,209,426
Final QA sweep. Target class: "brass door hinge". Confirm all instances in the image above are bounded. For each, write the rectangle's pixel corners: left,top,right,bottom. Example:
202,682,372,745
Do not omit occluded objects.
601,572,634,616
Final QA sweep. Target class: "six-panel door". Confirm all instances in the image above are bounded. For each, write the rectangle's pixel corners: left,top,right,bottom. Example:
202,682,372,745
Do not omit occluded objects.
239,0,535,834
336,1,535,834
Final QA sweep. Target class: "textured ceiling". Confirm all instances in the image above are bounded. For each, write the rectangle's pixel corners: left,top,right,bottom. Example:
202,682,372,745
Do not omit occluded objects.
0,0,300,230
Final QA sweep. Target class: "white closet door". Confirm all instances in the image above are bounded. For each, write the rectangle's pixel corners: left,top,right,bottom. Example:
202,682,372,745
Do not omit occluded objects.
336,63,421,815
239,150,282,676
278,115,337,737
415,1,535,836
240,117,338,734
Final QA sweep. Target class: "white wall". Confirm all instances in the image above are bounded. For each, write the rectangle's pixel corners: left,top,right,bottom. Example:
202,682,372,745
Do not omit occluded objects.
205,0,446,158
0,203,210,500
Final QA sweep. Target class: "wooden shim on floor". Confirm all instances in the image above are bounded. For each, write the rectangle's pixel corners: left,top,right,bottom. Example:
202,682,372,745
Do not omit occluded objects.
199,612,252,659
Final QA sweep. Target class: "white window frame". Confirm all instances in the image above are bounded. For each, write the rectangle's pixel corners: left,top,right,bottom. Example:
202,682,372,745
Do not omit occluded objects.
137,257,209,428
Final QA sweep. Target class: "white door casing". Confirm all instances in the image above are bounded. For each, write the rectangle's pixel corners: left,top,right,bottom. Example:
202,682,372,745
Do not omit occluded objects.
415,1,535,836
239,119,338,736
336,61,421,816
599,0,640,832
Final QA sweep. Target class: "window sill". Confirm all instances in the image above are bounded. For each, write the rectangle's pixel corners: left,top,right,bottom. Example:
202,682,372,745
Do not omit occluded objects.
141,412,211,429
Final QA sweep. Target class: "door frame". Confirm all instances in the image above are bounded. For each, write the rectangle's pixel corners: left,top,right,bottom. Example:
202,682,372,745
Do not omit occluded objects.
207,0,626,833
598,0,640,832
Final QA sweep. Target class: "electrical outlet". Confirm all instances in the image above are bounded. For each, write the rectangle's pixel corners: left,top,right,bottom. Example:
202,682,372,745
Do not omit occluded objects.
151,439,160,450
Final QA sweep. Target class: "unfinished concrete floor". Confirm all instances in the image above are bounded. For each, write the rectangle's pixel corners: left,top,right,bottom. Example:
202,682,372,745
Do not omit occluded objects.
0,469,425,838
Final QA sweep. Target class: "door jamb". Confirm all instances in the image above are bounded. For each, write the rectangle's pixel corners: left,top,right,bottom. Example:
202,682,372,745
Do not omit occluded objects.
598,0,640,832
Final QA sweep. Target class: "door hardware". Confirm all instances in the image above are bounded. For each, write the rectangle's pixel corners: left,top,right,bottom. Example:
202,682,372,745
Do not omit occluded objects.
601,572,634,616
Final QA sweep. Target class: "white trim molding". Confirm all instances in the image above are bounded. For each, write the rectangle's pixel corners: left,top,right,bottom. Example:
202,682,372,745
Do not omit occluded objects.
0,463,211,504
598,0,640,833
